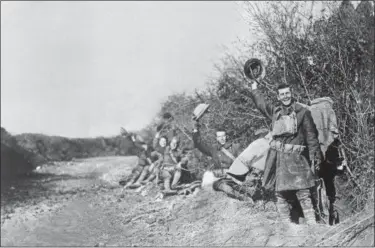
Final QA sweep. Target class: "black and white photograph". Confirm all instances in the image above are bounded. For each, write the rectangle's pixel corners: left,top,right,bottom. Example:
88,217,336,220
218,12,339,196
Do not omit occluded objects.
1,1,374,246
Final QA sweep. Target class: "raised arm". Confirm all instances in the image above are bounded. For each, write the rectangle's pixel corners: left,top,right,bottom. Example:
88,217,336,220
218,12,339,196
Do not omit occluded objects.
239,81,275,120
192,125,221,169
152,132,161,150
248,89,275,120
192,129,216,158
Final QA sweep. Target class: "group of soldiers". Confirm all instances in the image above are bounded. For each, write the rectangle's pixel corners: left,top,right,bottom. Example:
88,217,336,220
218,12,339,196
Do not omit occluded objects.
119,115,201,195
119,78,347,227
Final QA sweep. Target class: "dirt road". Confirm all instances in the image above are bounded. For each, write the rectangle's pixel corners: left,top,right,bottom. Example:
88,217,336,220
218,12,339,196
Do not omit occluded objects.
1,156,373,246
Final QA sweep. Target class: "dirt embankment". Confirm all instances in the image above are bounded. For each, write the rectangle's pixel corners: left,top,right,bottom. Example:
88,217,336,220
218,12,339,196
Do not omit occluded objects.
1,156,374,247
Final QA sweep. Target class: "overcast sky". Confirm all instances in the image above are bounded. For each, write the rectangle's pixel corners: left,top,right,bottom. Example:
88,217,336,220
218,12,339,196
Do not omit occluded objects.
1,1,252,138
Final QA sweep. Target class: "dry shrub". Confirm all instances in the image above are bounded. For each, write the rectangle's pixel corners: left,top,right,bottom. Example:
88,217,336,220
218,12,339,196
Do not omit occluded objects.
142,1,374,214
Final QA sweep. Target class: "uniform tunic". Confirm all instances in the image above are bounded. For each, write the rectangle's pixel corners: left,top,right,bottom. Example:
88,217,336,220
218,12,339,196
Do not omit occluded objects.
248,89,323,191
192,130,241,173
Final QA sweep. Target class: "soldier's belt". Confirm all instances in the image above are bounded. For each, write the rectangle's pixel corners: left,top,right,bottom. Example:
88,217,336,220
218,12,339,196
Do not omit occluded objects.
269,140,305,154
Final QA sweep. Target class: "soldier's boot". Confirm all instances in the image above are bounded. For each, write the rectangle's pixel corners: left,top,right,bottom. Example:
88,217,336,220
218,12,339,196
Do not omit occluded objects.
234,183,255,202
274,193,296,237
123,170,141,188
171,170,181,189
328,197,339,225
297,189,316,225
229,186,249,201
213,179,250,202
276,194,291,224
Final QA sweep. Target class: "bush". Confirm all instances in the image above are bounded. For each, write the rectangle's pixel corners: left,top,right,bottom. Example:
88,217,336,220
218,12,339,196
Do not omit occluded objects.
140,0,374,212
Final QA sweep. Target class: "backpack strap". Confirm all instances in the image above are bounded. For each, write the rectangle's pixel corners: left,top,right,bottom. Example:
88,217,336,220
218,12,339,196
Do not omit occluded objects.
220,147,236,160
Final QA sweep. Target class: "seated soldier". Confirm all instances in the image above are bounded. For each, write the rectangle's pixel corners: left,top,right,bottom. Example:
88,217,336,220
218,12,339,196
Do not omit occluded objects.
192,120,253,201
119,133,155,189
151,118,202,193
156,135,188,192
138,132,167,185
140,118,178,186
139,151,163,185
130,149,164,188
153,130,168,154
192,121,241,176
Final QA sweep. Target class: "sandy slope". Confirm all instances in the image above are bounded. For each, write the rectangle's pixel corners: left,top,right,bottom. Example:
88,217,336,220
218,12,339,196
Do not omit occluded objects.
1,156,373,246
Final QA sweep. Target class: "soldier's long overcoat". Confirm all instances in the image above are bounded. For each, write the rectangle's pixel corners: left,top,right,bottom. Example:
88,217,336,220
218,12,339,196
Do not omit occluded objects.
249,89,323,192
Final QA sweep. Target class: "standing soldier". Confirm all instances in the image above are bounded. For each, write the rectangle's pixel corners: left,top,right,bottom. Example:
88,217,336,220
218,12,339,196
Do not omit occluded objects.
244,80,323,225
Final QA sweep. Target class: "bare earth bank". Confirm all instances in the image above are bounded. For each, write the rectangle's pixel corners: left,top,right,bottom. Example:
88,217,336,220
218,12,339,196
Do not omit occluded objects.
1,156,373,246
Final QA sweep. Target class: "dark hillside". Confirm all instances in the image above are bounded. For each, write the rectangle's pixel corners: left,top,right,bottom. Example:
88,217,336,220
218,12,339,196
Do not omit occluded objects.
1,127,138,184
